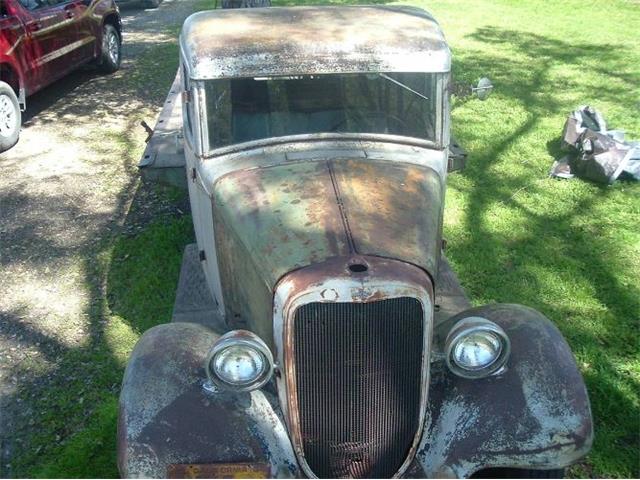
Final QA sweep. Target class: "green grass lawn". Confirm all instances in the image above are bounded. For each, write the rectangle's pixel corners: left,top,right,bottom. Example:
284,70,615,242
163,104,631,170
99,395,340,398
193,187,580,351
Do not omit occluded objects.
13,0,639,477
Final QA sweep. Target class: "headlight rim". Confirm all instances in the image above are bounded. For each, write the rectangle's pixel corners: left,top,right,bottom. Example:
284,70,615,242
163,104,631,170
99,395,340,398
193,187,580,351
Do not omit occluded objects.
445,316,511,379
205,330,274,392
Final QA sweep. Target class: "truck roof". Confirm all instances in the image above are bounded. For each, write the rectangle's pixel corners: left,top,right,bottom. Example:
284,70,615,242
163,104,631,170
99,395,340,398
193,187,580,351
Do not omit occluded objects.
179,6,451,80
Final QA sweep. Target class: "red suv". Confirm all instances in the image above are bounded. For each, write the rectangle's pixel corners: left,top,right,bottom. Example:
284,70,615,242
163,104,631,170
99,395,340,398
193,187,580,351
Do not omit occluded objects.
0,0,121,152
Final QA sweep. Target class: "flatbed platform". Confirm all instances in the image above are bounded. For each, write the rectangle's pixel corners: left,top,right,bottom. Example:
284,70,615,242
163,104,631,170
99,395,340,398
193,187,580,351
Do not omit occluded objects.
138,70,187,188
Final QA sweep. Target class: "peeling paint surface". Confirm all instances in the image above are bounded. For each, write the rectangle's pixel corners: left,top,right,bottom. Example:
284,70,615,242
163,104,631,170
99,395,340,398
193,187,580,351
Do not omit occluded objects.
119,296,592,478
332,158,443,273
418,304,593,478
212,157,442,343
118,323,300,478
179,6,451,80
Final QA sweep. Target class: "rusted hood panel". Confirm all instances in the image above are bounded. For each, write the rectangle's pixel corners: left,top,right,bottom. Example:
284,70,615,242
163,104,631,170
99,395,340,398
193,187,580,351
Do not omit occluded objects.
213,158,443,292
333,158,443,274
214,160,351,290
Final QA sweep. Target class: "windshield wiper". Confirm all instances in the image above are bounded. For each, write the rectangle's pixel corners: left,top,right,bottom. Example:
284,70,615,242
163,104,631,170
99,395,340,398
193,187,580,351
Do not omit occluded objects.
378,73,429,101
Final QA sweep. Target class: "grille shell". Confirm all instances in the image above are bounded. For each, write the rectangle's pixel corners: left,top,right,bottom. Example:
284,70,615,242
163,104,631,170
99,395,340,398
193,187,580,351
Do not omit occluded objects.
292,298,424,478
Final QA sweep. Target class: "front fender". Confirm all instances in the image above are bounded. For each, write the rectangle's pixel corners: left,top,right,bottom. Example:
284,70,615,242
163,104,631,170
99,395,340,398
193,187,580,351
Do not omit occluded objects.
418,304,593,478
117,322,299,478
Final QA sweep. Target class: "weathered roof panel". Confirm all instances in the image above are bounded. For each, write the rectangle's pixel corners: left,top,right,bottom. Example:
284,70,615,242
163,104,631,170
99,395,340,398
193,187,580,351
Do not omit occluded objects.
180,6,451,80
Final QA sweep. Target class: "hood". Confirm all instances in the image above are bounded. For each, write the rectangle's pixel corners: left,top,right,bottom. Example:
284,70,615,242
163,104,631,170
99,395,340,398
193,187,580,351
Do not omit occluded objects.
211,157,443,339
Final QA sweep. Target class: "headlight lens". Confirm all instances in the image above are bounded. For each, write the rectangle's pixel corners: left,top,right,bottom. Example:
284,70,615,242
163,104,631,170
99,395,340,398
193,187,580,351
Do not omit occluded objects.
445,317,510,379
206,330,274,391
452,330,502,370
213,345,266,385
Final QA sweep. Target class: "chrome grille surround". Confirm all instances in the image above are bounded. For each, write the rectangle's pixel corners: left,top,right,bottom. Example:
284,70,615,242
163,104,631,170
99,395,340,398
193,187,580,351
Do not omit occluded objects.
273,256,433,479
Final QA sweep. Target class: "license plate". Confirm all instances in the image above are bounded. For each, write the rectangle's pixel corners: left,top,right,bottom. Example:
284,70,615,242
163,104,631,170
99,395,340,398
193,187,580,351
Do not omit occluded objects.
166,463,270,479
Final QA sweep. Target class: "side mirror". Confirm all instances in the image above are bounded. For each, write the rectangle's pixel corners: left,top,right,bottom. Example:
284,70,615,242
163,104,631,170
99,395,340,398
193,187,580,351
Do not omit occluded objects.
471,77,493,101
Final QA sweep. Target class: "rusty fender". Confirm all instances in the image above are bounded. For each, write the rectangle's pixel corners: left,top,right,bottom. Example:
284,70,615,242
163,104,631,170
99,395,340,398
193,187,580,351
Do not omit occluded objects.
418,304,593,478
117,322,300,479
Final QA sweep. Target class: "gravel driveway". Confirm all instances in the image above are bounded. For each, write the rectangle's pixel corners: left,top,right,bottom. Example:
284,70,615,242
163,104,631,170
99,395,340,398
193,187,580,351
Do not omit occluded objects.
0,1,199,475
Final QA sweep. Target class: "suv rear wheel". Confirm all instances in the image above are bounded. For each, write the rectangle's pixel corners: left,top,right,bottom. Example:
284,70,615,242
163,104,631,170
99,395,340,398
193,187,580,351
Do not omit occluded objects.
144,0,160,8
0,81,20,153
99,24,121,73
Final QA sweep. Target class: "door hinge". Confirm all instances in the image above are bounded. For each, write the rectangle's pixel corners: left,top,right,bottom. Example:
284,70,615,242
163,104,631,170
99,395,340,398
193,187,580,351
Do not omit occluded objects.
199,250,206,262
182,90,191,104
191,167,197,181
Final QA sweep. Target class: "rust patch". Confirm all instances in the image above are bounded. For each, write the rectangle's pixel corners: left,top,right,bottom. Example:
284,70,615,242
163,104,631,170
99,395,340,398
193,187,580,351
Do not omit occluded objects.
180,6,451,80
331,158,443,276
214,161,350,288
277,255,433,302
212,160,350,340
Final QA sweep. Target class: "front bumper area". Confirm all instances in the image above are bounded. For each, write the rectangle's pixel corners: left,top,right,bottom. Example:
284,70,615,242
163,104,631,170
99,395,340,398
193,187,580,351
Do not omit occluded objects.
118,304,592,478
117,323,300,478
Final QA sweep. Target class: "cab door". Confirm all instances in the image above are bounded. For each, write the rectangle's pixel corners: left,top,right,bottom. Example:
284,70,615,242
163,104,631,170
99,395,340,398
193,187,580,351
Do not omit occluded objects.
59,0,95,64
1,0,34,93
14,0,82,91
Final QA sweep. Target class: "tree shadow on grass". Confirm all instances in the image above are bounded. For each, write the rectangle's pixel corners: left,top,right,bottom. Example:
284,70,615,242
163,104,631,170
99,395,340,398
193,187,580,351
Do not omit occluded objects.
449,27,639,476
0,155,191,480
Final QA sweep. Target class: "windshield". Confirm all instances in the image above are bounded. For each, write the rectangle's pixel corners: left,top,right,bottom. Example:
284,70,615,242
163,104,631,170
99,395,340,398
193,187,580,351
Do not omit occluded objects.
204,73,442,150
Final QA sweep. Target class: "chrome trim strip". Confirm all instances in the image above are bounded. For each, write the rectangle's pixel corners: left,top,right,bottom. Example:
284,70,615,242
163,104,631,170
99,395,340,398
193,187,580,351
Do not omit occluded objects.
203,133,440,159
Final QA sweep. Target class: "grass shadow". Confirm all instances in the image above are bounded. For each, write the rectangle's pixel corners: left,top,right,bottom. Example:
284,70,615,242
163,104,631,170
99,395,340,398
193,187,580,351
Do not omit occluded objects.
446,26,639,477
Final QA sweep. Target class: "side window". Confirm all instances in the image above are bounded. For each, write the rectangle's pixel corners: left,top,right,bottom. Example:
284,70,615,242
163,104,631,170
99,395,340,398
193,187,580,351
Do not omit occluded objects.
17,0,49,10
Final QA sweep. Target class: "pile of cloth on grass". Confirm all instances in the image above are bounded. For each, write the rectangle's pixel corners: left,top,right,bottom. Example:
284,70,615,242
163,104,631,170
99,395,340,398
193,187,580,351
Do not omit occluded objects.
550,105,640,184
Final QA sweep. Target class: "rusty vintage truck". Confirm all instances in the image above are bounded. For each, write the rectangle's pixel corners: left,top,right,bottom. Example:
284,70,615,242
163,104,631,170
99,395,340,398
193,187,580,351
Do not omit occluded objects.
118,6,593,479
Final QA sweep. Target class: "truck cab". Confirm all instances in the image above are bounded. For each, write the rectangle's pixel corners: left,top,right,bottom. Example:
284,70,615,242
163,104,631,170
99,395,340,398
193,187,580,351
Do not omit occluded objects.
119,6,593,479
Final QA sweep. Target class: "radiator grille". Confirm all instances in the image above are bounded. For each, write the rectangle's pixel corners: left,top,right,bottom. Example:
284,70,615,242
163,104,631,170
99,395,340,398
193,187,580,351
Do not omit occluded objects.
293,298,424,478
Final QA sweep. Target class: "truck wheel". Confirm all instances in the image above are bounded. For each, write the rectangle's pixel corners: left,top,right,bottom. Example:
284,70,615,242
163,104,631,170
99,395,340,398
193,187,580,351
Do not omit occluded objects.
473,468,564,478
143,0,160,8
0,81,20,153
99,24,121,73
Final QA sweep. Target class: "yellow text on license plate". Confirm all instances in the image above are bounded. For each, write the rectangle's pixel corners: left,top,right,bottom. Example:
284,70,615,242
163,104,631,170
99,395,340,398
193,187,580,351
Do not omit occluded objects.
166,463,270,479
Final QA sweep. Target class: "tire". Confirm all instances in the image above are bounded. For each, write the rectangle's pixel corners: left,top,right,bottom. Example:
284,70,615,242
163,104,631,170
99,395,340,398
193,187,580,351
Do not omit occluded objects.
99,24,121,73
472,468,565,478
143,0,160,8
0,81,21,153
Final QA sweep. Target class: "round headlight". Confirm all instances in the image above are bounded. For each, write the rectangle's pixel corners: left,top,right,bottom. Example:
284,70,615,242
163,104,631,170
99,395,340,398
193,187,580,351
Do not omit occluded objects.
452,330,502,370
213,345,266,385
206,330,274,392
445,317,510,379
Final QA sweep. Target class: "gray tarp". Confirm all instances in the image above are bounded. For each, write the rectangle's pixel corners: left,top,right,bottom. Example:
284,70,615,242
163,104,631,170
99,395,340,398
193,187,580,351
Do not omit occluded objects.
552,106,639,184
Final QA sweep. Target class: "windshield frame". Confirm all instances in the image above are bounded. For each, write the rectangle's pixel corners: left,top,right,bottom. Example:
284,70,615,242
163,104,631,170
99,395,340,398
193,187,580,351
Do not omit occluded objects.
198,72,448,157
